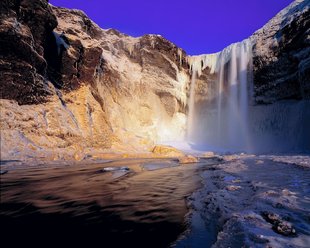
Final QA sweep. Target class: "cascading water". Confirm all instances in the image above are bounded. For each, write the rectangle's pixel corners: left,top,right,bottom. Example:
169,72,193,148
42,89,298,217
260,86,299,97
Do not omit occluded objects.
186,39,310,154
187,39,253,152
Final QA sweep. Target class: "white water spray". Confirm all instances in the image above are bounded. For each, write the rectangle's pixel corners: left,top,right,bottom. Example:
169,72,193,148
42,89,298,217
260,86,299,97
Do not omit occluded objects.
187,39,253,152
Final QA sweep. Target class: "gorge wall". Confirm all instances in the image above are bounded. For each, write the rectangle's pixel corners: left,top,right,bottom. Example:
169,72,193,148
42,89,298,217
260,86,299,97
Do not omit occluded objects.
0,0,190,160
249,0,310,153
0,0,309,160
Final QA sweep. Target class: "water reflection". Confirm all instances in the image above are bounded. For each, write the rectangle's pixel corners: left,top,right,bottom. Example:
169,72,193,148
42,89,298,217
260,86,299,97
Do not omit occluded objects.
0,158,205,247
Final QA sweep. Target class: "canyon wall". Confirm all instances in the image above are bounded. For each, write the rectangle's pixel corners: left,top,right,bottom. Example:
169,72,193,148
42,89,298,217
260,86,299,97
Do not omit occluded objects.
252,0,310,103
249,0,310,153
0,0,309,160
0,0,190,160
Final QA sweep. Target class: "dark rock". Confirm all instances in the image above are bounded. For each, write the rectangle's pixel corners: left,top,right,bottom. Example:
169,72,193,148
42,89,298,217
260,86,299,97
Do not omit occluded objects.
262,211,281,225
252,1,310,103
261,211,296,236
44,31,70,89
51,7,104,91
0,0,57,104
274,220,296,236
52,7,103,40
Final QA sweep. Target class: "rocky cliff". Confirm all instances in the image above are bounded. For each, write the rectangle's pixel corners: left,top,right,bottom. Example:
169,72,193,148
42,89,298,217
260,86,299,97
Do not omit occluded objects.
251,0,310,103
0,0,309,160
0,0,57,104
0,0,190,160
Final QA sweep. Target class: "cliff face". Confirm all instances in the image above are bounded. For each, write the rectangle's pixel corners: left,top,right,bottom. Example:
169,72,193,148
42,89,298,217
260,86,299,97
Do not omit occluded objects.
252,0,310,103
0,1,112,160
52,6,190,141
0,0,309,160
0,0,57,104
0,0,190,160
50,6,190,147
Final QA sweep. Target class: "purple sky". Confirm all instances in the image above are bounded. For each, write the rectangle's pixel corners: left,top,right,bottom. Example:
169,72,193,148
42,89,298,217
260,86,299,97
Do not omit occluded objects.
49,0,293,55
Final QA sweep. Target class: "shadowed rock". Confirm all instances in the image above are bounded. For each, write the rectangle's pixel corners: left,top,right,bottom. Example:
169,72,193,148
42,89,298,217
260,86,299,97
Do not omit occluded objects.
262,211,296,236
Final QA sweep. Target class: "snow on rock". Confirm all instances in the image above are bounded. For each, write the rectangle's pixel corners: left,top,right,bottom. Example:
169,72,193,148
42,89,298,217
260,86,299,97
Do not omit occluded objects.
251,0,310,103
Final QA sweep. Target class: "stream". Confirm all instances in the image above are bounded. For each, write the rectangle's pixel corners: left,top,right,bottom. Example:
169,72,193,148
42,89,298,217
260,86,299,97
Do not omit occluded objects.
1,156,309,247
0,158,215,247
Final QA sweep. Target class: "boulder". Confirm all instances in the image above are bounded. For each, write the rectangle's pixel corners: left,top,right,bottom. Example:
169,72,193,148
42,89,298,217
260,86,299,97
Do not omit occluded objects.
151,145,184,157
178,155,199,164
275,221,296,236
261,211,296,236
226,185,241,191
201,151,215,158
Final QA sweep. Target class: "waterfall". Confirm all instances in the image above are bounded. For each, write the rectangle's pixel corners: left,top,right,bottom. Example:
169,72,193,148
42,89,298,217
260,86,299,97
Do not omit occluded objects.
186,39,310,153
187,69,197,139
186,39,253,152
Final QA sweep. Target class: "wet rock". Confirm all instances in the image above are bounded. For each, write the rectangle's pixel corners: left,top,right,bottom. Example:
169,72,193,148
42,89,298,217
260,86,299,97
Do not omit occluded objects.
0,170,8,175
201,151,215,158
262,212,281,225
275,220,296,236
178,155,199,164
223,155,238,161
151,145,184,157
261,211,296,236
226,185,241,191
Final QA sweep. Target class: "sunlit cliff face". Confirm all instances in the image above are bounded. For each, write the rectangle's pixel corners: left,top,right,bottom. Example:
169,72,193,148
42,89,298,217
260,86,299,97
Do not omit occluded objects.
92,37,189,144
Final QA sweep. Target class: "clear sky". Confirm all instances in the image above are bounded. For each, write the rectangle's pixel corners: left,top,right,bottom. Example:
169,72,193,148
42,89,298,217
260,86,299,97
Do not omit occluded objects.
49,0,294,55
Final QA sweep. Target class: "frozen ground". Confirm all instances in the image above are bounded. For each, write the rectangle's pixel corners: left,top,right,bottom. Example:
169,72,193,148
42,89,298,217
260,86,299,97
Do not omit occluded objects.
176,155,310,248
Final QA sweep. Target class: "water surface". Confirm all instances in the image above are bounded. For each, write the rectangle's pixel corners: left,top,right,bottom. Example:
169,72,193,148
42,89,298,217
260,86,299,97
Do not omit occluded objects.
0,158,208,247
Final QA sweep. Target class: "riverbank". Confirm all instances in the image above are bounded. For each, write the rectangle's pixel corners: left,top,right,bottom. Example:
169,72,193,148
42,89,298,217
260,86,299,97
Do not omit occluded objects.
175,154,310,247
